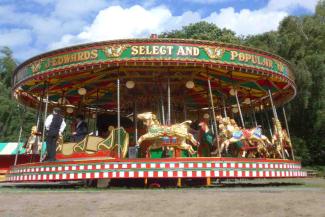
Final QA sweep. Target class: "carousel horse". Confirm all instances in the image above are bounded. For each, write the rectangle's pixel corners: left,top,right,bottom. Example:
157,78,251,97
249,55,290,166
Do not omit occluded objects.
24,126,42,154
213,123,242,157
281,129,293,158
216,115,270,158
137,112,198,155
270,118,290,159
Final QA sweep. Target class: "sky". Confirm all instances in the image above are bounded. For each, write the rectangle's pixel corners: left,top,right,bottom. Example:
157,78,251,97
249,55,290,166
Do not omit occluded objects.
0,0,319,61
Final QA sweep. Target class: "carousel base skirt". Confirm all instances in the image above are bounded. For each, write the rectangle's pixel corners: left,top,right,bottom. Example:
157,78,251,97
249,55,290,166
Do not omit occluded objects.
5,157,307,184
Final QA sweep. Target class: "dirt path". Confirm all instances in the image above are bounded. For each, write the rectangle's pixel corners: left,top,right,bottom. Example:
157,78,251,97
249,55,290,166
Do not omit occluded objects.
0,179,324,217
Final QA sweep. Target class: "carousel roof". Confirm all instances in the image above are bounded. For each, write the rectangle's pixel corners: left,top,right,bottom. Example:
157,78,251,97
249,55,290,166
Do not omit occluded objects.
12,38,296,114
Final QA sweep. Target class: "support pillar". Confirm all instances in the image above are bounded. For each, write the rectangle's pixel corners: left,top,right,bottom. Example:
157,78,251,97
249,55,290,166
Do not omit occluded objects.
177,178,182,187
206,177,211,186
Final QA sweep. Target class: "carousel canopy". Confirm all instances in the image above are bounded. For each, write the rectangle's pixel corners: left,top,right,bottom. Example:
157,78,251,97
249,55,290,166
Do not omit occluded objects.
13,38,296,114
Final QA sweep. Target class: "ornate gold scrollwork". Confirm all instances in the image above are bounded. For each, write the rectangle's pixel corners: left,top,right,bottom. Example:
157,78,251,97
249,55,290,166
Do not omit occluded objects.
103,44,129,58
204,46,225,59
29,59,43,74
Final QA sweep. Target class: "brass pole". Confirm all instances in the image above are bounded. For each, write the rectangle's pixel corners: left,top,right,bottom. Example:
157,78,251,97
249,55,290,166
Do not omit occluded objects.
235,89,245,128
208,79,220,157
134,101,138,145
117,78,121,158
222,96,227,118
40,91,49,162
160,86,165,125
14,105,23,166
167,78,171,125
250,101,257,127
282,107,295,160
268,89,285,158
264,110,273,137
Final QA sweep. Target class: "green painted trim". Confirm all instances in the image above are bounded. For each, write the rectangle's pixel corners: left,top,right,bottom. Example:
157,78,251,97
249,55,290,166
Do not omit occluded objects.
14,43,292,87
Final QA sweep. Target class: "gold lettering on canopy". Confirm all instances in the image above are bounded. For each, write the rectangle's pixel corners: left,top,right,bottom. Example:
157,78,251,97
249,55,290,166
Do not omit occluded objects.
230,50,273,69
131,45,173,56
45,49,98,69
176,46,200,56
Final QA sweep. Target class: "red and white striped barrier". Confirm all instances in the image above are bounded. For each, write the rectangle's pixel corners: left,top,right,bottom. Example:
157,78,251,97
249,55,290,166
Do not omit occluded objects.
6,157,307,182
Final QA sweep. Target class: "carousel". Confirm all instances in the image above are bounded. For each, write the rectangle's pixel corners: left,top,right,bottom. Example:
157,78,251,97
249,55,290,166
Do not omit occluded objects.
6,36,306,187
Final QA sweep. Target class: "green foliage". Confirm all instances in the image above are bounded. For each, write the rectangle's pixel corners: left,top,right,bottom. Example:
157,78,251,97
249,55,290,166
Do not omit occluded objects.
0,47,16,87
160,21,242,44
0,48,36,142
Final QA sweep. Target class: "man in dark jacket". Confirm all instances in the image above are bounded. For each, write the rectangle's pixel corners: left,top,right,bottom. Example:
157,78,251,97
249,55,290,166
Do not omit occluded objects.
72,115,88,142
44,107,66,161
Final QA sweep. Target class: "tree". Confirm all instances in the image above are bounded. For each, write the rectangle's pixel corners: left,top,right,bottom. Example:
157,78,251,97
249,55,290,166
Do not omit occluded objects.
160,21,241,44
0,47,17,88
0,47,36,142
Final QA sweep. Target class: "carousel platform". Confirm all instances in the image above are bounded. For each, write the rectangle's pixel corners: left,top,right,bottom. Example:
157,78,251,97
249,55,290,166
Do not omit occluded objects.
5,157,307,183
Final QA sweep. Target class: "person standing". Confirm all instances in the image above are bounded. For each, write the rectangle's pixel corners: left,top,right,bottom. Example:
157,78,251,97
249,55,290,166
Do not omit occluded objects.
72,115,88,142
44,107,66,161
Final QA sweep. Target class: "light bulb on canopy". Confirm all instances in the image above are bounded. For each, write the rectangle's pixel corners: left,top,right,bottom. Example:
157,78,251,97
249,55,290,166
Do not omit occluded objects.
203,113,210,119
78,87,87,96
185,80,195,89
126,80,135,89
243,98,251,104
229,88,236,96
66,107,74,114
232,106,239,113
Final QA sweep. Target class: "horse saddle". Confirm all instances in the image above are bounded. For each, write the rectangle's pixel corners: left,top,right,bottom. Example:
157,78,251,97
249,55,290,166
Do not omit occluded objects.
243,130,252,138
233,130,243,139
252,127,262,138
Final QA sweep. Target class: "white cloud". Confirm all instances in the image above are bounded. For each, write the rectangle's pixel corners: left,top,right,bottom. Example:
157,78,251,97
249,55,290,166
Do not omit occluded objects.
266,0,318,12
0,1,109,59
0,0,319,60
50,3,289,48
203,0,319,36
50,5,201,49
205,7,288,35
0,29,32,48
185,0,228,3
51,0,108,19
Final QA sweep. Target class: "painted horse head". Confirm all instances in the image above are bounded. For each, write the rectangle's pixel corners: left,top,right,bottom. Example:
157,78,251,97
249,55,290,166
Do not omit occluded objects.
137,112,160,127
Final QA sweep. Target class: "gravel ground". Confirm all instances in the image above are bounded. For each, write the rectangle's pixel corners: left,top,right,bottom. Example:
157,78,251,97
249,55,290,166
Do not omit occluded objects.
0,178,324,217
